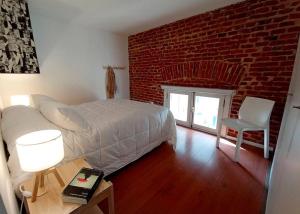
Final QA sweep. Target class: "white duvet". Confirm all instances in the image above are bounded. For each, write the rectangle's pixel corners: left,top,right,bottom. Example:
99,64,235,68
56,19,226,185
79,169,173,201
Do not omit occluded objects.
3,99,176,195
62,99,177,173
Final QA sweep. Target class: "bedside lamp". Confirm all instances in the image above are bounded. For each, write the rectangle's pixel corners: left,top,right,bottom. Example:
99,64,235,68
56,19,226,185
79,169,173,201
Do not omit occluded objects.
16,130,65,202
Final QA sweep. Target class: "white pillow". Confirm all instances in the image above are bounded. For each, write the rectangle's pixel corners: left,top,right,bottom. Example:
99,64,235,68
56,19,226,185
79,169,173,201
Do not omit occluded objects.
1,105,58,154
31,94,56,109
39,101,90,131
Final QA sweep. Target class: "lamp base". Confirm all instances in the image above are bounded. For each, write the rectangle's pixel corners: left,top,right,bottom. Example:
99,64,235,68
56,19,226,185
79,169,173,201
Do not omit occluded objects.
31,167,65,202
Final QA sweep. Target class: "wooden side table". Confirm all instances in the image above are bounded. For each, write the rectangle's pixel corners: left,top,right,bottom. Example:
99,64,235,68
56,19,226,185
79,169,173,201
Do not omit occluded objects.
21,158,115,214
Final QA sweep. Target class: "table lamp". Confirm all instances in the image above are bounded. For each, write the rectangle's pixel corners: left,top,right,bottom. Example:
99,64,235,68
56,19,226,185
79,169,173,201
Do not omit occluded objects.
16,130,65,202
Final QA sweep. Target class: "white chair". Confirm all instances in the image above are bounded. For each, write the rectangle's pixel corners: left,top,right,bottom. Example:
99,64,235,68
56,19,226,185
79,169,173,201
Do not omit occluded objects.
216,96,275,162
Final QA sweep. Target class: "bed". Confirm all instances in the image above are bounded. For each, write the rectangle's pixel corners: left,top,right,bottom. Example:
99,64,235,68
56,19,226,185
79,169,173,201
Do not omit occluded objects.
0,96,176,202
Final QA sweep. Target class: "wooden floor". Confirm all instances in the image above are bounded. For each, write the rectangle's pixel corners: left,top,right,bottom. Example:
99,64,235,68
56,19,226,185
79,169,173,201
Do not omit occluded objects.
102,126,270,214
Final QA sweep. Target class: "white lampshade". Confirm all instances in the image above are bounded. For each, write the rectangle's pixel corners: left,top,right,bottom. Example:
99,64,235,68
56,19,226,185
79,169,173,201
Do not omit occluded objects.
16,130,64,172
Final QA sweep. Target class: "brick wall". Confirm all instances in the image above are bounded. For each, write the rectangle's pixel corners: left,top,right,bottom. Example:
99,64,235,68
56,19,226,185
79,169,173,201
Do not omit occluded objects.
128,0,300,147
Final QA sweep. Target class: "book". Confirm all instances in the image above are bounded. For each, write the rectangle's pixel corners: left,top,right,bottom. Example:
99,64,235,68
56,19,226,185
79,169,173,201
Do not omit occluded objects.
62,167,104,204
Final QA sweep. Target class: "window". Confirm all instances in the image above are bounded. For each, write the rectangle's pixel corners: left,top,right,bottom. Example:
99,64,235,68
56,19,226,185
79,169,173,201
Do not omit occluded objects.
169,93,189,122
193,95,220,129
192,93,224,133
163,86,234,135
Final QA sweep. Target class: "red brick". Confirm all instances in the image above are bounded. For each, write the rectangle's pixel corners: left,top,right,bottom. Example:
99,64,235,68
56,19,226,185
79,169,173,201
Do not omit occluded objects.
128,0,300,146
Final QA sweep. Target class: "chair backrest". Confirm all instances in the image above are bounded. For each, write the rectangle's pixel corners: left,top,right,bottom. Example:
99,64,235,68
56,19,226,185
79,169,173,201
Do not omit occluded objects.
238,96,275,127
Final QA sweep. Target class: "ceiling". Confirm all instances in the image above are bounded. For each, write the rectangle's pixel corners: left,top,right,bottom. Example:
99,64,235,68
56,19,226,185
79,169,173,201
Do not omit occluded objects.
28,0,243,35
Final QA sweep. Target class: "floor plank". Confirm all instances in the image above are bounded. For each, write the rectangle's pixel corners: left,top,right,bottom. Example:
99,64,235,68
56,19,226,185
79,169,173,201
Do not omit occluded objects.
103,126,270,214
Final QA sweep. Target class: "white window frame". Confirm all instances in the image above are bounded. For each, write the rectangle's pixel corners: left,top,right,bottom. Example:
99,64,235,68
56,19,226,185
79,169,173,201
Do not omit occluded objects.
192,92,225,134
167,91,193,127
162,85,236,136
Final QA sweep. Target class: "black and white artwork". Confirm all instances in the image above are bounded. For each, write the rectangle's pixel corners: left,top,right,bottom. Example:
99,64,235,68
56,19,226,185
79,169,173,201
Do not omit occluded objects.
0,0,39,73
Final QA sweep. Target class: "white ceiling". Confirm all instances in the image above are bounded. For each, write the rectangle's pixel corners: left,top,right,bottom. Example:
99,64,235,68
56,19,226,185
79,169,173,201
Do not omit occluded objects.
28,0,243,35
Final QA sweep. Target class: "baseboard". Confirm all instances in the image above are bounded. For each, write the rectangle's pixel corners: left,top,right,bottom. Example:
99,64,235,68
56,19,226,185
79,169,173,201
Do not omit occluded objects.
224,135,274,152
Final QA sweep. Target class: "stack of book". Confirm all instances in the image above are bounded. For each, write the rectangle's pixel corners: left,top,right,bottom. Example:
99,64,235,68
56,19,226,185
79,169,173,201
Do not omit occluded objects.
62,167,104,204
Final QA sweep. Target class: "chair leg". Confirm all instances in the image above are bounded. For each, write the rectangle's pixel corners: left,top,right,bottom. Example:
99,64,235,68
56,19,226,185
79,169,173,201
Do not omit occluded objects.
234,131,243,162
216,123,222,148
264,128,270,159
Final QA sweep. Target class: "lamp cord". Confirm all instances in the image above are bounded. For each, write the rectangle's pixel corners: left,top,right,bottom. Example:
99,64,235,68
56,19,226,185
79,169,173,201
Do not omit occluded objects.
18,175,50,213
19,184,32,213
19,196,24,214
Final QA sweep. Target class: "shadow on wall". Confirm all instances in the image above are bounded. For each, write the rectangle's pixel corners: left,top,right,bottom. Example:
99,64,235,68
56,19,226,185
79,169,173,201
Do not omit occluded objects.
0,195,7,214
28,0,83,65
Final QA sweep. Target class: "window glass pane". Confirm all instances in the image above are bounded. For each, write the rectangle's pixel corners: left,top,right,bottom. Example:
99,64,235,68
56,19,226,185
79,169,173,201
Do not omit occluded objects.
170,93,189,122
194,96,220,129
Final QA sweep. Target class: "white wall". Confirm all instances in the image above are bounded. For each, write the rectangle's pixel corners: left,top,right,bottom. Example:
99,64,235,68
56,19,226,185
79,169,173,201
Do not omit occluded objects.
265,36,300,214
0,8,129,107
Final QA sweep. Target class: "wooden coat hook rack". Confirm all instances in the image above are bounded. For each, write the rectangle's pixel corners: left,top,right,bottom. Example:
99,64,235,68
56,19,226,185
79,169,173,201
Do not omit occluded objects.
102,65,126,70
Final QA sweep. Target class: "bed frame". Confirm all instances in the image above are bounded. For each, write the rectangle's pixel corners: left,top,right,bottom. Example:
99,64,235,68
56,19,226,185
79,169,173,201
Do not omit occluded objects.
0,114,19,213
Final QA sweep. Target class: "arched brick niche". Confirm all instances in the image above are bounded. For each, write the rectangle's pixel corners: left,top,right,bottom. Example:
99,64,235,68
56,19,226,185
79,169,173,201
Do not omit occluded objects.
160,61,245,88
